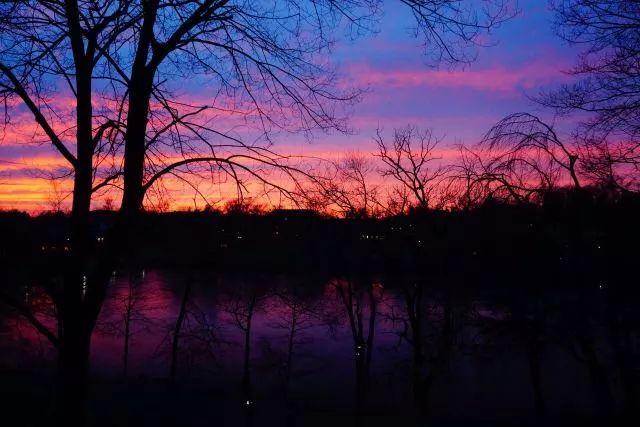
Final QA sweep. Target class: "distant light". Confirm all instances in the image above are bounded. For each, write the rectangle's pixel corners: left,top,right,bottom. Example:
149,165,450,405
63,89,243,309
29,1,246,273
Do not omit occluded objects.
245,400,252,406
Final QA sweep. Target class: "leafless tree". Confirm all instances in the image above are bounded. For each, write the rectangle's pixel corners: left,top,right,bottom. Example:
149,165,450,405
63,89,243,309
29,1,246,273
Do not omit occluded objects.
540,1,640,191
168,278,192,386
469,298,548,424
219,281,269,418
450,114,582,205
332,277,382,414
545,1,640,138
0,1,516,423
264,283,320,402
96,273,157,378
152,278,222,386
308,153,382,218
444,145,493,209
375,126,449,210
384,184,413,215
481,113,582,189
578,134,640,192
401,0,517,64
47,178,70,213
382,282,456,417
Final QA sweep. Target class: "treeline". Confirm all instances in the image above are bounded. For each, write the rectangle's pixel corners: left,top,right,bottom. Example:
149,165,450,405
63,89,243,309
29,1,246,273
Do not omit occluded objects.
2,188,639,288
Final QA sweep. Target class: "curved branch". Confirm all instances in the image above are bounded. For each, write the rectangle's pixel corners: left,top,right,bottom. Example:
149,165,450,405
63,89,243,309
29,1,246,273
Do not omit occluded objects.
0,62,77,167
0,290,59,348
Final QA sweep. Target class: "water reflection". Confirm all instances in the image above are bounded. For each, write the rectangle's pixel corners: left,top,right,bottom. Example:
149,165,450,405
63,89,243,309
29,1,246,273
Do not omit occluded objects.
0,269,636,425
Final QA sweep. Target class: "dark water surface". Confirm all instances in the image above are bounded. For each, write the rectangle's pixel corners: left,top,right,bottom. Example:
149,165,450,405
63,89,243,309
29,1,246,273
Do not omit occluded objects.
0,269,624,426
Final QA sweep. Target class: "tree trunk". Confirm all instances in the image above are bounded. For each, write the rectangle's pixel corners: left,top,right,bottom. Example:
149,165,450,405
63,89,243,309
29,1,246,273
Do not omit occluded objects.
169,279,192,386
122,275,136,378
57,310,92,427
527,346,546,424
579,338,614,419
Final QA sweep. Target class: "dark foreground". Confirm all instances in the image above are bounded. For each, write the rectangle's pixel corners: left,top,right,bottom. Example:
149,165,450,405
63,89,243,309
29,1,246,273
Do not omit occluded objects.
1,199,639,426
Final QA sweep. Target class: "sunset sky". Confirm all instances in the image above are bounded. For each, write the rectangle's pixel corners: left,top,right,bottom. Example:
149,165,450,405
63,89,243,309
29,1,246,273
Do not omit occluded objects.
0,0,581,212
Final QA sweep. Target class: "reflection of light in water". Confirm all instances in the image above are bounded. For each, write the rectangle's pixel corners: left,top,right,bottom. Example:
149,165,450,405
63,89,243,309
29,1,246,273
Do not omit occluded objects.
142,269,145,279
82,275,88,297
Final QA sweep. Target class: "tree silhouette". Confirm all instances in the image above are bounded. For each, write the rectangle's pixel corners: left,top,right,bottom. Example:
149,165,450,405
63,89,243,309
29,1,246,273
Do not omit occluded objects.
481,113,582,191
375,125,448,210
308,153,382,218
0,1,516,424
541,1,640,191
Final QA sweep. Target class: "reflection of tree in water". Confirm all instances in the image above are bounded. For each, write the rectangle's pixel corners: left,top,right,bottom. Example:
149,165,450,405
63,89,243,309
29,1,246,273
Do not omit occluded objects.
262,283,323,400
219,281,269,425
381,280,456,418
0,281,58,365
96,271,158,378
153,278,223,387
332,277,382,421
552,292,617,421
469,293,548,424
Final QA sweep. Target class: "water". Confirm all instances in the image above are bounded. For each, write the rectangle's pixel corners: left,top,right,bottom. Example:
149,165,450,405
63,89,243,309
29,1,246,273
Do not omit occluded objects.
0,269,615,425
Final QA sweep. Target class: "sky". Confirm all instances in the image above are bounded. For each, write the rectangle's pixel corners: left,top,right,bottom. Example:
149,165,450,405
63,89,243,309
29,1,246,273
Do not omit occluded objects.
0,0,582,212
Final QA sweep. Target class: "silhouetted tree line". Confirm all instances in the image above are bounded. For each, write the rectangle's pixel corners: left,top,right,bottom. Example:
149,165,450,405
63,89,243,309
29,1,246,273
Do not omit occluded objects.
2,186,639,284
2,1,640,425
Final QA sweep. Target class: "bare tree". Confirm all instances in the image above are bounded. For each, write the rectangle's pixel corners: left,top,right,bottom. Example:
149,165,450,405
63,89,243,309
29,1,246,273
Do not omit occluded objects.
332,277,382,415
95,273,157,378
308,153,382,218
47,178,70,213
481,113,582,189
141,278,223,388
578,134,640,192
545,1,640,138
401,0,517,64
265,283,320,403
540,1,640,191
0,1,516,424
446,145,494,209
220,281,269,418
451,113,585,205
382,282,456,417
375,126,449,210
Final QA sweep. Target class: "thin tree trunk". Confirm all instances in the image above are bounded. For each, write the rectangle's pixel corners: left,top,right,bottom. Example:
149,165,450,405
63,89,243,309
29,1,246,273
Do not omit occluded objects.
169,279,192,386
527,346,546,424
579,338,614,419
123,276,133,378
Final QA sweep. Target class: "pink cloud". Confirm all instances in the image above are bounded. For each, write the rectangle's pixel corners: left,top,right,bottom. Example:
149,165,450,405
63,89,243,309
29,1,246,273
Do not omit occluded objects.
349,59,574,93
